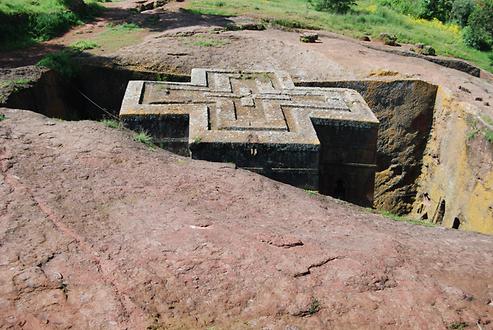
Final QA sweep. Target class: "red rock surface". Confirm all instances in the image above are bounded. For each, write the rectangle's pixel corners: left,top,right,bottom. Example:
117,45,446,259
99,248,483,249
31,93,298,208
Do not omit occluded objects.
1,108,493,329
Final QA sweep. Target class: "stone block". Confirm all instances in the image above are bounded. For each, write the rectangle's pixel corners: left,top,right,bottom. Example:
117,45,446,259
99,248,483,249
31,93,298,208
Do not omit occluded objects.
120,69,379,206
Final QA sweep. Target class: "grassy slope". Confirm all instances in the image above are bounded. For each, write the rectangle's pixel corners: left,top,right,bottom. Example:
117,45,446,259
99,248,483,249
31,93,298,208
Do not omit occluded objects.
0,0,105,14
89,23,144,53
0,0,66,14
0,0,103,50
187,0,493,73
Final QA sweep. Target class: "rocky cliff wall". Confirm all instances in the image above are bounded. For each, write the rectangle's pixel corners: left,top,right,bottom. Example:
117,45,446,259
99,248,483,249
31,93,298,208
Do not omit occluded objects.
413,87,493,234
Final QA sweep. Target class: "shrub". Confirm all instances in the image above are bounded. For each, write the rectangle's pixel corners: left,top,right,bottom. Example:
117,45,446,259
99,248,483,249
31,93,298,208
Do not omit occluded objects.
308,298,321,315
485,129,493,143
463,0,493,50
133,131,154,148
0,10,80,49
100,119,121,129
380,32,399,46
0,0,104,50
450,0,475,26
463,26,493,50
419,0,453,22
308,0,356,13
377,0,472,23
29,11,80,41
376,0,425,17
270,18,318,30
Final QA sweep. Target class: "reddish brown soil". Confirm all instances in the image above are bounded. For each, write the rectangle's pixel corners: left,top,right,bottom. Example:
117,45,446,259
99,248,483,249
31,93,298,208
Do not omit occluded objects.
1,108,492,329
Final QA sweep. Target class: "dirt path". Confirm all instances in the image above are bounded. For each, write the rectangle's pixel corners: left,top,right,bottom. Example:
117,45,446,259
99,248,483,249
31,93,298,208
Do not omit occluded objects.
1,108,492,329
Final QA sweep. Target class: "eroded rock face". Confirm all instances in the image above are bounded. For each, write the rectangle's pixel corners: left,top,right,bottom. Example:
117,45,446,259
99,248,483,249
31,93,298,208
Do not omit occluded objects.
413,88,493,233
2,69,85,120
364,80,438,213
300,80,438,214
1,108,492,329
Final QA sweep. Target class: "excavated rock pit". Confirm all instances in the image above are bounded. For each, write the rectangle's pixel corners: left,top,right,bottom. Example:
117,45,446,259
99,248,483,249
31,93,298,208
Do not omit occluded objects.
4,61,493,235
1,65,439,218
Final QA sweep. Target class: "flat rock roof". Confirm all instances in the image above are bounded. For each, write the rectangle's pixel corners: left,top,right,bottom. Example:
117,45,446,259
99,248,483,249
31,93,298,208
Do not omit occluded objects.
120,69,379,146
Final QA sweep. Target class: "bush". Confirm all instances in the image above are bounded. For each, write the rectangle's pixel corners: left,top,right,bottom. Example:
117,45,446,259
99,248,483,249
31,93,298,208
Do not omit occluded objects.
376,0,425,17
450,0,475,26
463,0,493,50
463,26,493,50
377,0,474,24
100,119,121,129
376,0,453,21
133,131,155,149
419,0,453,22
0,0,104,50
308,0,356,13
29,11,80,41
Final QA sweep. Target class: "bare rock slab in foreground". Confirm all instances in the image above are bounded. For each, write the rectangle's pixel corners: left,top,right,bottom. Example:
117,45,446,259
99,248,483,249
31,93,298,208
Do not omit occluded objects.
1,108,492,329
120,69,379,206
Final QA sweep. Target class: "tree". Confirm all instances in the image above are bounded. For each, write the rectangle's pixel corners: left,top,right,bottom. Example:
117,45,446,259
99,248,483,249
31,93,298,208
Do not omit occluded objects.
463,0,493,50
450,0,475,27
419,0,453,22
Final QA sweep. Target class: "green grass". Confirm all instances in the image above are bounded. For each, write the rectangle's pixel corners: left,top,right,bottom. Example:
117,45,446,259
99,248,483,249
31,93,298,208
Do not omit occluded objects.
468,116,493,144
35,21,143,75
482,115,493,144
133,131,155,149
35,22,143,71
37,50,80,78
100,119,121,129
485,129,493,144
467,128,480,141
482,114,493,126
270,18,318,30
0,0,106,51
90,23,143,52
107,22,140,31
187,0,493,72
192,38,228,47
70,39,100,51
304,189,319,196
0,114,6,121
381,210,436,227
181,33,229,47
0,0,77,16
